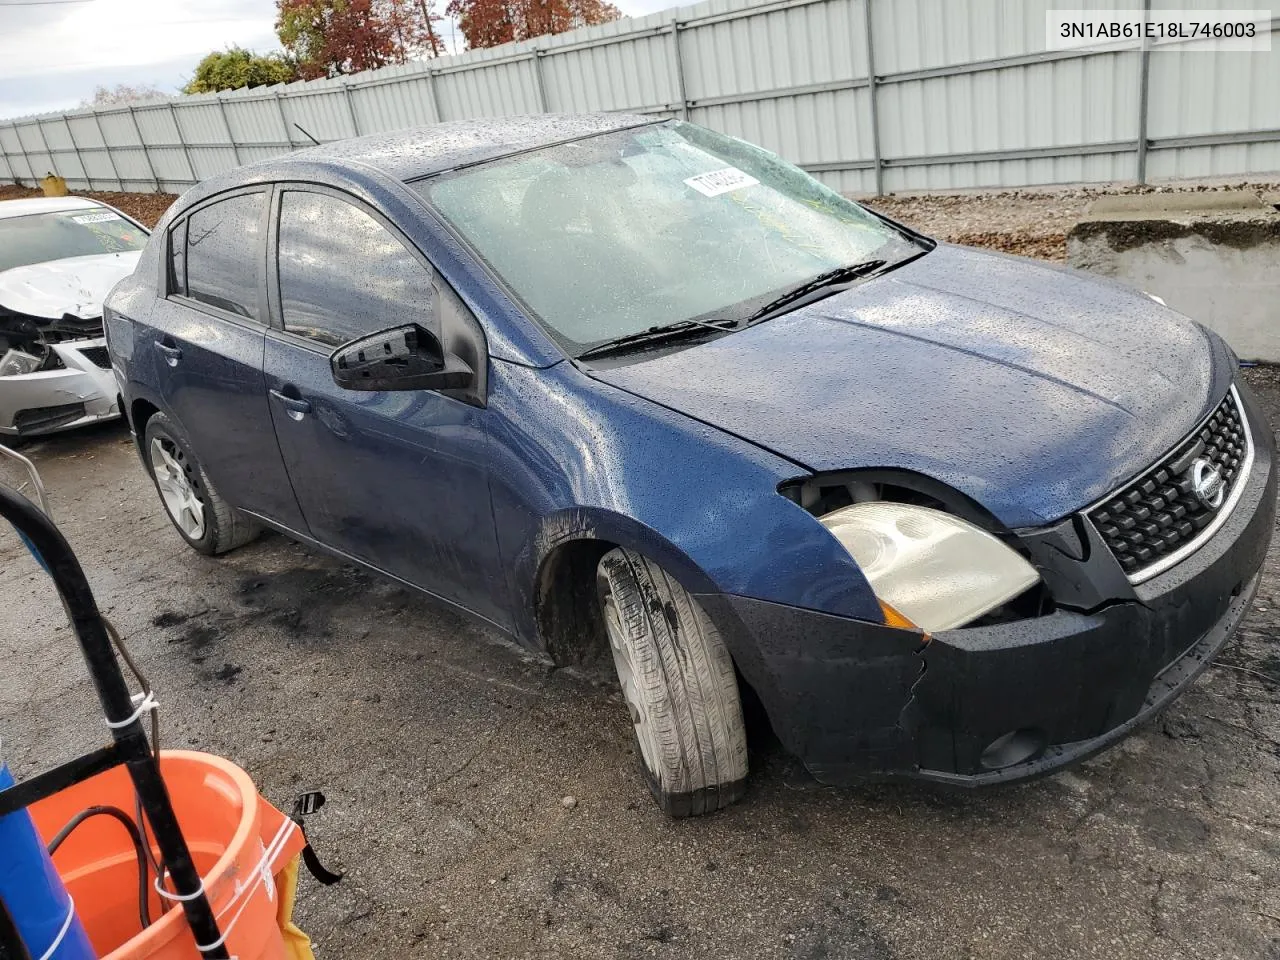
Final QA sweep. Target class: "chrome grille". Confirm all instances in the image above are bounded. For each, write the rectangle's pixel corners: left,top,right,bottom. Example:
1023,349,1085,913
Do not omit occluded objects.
1087,386,1252,583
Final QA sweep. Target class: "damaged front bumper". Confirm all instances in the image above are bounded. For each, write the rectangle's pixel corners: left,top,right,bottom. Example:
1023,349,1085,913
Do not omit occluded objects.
0,338,120,437
699,384,1276,788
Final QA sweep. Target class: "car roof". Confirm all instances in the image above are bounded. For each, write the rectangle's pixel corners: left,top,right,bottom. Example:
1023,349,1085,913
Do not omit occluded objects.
0,196,103,219
283,113,661,182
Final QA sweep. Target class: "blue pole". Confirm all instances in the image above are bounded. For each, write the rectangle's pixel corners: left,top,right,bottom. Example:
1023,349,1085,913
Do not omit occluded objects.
0,764,95,960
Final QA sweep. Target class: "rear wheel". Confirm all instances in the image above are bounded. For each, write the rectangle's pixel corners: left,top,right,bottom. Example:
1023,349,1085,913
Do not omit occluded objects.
142,412,259,556
596,547,748,816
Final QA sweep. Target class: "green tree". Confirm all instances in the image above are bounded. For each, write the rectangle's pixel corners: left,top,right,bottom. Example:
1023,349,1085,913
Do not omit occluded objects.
183,48,298,94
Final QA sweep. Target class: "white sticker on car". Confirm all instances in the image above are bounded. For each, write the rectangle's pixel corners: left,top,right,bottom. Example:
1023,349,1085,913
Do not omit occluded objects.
70,212,121,224
683,167,760,197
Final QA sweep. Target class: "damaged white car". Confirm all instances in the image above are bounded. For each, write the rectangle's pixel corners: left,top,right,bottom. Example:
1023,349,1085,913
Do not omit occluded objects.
0,196,148,437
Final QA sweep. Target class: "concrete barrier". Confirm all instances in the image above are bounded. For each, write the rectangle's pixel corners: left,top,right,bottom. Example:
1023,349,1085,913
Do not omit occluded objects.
1067,193,1280,362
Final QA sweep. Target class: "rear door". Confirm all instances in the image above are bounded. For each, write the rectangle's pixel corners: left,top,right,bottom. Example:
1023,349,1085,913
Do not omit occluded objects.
147,187,305,530
262,186,508,625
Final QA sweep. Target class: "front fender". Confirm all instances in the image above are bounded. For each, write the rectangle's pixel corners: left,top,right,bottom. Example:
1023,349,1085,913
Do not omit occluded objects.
528,507,716,596
487,359,882,648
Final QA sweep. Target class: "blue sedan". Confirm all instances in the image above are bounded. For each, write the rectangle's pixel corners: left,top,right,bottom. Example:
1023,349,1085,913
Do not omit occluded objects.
105,115,1275,816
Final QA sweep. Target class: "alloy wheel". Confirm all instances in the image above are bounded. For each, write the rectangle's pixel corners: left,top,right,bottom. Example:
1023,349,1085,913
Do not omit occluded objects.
601,586,664,782
150,436,206,540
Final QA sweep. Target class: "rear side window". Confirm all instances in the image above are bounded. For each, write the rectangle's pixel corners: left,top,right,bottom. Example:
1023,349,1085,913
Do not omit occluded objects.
168,218,187,297
183,192,265,320
276,190,435,348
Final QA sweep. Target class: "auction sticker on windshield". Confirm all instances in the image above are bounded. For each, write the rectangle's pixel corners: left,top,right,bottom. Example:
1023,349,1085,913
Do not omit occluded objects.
71,212,122,224
684,167,760,197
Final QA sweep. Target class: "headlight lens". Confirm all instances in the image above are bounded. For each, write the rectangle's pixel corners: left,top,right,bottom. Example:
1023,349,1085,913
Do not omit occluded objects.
0,348,41,378
819,502,1040,632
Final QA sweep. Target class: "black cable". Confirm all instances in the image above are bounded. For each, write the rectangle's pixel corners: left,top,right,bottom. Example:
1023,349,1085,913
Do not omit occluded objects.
102,618,169,916
103,619,160,755
133,795,168,917
46,804,150,932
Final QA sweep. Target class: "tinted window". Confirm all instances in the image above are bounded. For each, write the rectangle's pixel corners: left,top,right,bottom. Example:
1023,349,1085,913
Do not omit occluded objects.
277,191,435,348
168,218,187,297
184,192,264,319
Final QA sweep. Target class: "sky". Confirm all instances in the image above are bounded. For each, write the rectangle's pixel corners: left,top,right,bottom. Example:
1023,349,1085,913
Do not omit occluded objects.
0,0,677,120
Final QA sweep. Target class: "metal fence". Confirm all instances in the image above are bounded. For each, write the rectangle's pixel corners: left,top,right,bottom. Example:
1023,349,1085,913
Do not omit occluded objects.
2,0,1278,197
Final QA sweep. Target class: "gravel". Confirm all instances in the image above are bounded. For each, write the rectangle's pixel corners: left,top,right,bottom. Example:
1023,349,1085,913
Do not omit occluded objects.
0,184,178,228
5,178,1280,261
865,181,1280,262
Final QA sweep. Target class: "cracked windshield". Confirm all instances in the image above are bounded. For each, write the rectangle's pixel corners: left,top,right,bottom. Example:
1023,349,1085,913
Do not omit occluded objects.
419,120,915,353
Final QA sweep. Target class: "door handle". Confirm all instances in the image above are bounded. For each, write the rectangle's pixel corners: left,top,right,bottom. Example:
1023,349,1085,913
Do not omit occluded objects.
269,388,312,418
154,341,182,365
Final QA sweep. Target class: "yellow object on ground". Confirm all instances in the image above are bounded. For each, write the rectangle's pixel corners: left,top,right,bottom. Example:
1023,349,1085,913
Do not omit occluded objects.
276,855,316,960
40,174,68,197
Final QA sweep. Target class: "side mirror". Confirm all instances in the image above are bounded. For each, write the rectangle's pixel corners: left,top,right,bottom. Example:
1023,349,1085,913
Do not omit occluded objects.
330,324,473,392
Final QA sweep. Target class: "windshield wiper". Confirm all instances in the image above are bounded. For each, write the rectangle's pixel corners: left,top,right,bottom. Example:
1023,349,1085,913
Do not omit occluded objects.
576,316,737,361
740,259,888,327
574,259,893,361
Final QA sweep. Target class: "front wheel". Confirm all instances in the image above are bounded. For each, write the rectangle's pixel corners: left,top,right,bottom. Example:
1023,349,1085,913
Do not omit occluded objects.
597,548,748,816
142,412,259,556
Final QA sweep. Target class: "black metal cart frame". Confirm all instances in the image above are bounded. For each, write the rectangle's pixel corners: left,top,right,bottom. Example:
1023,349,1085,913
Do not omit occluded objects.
0,447,228,959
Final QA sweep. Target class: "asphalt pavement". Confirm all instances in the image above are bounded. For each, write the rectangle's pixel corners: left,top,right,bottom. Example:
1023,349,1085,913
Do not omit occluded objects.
2,367,1279,960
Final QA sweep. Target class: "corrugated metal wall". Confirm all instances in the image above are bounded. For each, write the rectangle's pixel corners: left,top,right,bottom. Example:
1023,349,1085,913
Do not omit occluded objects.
1,0,1277,196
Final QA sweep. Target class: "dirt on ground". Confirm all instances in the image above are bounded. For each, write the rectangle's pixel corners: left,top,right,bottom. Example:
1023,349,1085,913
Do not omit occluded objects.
5,178,1280,261
0,183,178,228
864,181,1280,262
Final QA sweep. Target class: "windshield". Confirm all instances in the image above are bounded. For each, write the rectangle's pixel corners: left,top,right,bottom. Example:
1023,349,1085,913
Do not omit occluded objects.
0,208,147,273
416,121,920,355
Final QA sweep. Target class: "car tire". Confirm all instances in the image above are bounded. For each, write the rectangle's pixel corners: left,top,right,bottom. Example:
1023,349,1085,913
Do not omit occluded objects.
142,412,259,556
596,547,748,817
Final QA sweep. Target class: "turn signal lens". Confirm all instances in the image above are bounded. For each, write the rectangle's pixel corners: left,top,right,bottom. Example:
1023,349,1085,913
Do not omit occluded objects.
820,502,1040,633
878,600,918,630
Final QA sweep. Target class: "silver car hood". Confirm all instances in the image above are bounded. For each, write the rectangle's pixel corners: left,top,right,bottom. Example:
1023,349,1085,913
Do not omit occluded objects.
0,251,142,320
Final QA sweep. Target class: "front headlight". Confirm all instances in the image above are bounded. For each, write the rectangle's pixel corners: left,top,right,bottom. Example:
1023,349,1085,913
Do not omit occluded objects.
819,502,1040,632
0,348,41,378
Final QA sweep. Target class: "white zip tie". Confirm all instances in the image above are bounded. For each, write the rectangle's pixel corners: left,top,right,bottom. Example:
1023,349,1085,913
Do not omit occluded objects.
195,819,297,955
104,690,159,730
154,817,291,911
154,875,206,902
35,895,76,960
215,817,296,919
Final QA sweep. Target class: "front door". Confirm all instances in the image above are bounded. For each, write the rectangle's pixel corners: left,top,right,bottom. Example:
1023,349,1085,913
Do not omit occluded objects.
262,187,508,627
148,188,305,530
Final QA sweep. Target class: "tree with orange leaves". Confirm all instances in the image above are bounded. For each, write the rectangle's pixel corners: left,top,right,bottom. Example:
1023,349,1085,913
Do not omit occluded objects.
447,0,623,49
277,0,446,80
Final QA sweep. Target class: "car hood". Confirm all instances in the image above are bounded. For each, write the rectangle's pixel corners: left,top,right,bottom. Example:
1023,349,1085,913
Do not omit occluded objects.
590,244,1230,528
0,251,142,320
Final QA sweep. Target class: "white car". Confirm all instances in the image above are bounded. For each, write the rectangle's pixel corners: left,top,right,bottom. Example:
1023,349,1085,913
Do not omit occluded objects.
0,196,148,437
